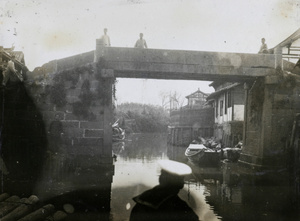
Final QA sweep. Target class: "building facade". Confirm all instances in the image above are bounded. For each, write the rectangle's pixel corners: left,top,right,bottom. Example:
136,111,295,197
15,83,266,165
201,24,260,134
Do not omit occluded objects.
207,82,245,147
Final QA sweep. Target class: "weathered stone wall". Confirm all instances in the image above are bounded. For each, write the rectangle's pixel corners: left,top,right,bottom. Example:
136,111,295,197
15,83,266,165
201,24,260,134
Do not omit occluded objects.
0,52,115,197
239,73,300,169
25,53,115,160
27,63,109,157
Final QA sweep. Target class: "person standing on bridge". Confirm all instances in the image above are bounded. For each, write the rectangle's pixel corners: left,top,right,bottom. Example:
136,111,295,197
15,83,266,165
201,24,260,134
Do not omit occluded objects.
100,28,111,46
134,33,148,49
130,160,199,221
258,38,268,54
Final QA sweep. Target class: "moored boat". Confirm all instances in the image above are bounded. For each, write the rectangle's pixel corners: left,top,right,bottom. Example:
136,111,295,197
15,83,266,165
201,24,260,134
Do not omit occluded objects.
185,143,220,167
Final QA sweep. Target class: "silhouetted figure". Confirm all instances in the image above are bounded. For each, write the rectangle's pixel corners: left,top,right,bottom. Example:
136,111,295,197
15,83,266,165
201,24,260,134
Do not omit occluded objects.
100,28,111,46
258,38,268,54
130,160,199,221
2,55,23,86
134,33,148,48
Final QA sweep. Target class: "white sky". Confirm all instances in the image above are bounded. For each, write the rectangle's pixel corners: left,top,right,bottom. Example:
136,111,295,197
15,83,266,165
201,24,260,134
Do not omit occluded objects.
1,0,300,106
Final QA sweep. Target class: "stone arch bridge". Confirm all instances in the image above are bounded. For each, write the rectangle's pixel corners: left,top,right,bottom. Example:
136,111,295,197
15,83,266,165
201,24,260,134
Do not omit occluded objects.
1,43,300,197
30,44,300,170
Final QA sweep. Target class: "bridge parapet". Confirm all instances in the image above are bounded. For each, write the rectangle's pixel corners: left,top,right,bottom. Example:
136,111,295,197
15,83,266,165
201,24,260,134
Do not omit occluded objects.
95,45,277,81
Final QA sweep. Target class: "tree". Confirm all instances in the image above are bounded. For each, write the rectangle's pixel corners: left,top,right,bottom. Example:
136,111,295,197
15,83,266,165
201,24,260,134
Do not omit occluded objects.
159,91,185,111
115,103,170,133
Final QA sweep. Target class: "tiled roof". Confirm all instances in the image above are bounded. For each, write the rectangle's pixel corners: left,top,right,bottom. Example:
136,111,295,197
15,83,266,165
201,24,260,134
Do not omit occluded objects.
207,83,241,100
185,88,208,98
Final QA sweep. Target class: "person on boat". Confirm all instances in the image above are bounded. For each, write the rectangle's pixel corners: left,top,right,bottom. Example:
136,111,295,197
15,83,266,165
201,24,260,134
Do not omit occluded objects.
130,160,199,221
134,33,148,49
258,38,268,54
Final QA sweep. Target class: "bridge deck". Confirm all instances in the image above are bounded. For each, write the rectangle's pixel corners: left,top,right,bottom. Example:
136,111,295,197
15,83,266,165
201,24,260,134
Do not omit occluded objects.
95,46,277,81
32,46,278,82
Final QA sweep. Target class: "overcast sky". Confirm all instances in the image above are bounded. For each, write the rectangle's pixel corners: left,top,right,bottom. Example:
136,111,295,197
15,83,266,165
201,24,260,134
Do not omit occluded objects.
1,0,299,106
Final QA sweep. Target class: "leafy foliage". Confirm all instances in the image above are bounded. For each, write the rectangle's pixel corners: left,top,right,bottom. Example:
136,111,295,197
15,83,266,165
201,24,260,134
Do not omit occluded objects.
115,103,170,133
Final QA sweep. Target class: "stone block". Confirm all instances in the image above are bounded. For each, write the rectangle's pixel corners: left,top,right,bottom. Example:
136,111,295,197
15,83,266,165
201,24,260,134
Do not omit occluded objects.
63,80,74,88
62,121,80,128
80,121,104,129
66,88,81,98
66,95,80,104
76,137,103,146
54,111,65,120
85,129,104,138
64,104,74,113
36,102,54,111
42,111,56,121
64,127,84,138
65,113,79,121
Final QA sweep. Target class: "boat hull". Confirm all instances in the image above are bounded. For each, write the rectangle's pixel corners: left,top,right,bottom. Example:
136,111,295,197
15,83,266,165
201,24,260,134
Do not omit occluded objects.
185,144,220,167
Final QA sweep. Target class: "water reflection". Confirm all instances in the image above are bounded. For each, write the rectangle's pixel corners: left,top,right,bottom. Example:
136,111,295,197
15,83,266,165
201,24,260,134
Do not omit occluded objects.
111,133,219,221
111,133,300,221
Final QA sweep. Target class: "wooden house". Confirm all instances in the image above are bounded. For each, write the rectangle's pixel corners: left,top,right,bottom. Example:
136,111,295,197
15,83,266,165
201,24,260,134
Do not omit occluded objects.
207,81,245,147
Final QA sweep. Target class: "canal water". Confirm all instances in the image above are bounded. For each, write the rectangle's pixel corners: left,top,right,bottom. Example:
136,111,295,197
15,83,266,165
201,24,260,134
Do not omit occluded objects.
110,133,300,221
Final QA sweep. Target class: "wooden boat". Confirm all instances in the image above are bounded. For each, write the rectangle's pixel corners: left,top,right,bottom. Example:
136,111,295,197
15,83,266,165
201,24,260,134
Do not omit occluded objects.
185,144,220,166
222,147,242,162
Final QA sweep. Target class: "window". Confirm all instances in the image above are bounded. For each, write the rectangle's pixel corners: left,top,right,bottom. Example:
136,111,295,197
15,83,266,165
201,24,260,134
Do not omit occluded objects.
220,100,224,116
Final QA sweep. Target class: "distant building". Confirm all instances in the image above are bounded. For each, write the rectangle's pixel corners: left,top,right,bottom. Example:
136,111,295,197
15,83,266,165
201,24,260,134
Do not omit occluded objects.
185,88,208,108
168,89,214,146
207,81,244,147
